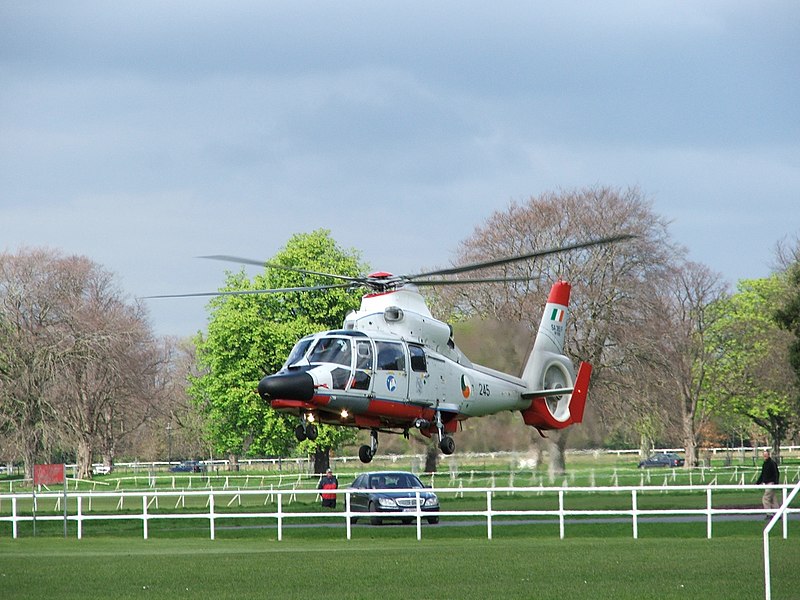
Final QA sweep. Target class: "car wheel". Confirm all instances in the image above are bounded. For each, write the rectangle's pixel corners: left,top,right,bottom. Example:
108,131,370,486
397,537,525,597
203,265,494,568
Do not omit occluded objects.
369,502,382,526
349,516,358,526
401,518,412,525
427,516,439,525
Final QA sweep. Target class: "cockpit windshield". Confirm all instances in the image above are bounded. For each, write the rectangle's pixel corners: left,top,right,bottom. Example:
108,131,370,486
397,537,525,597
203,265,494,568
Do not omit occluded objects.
284,336,314,368
308,336,352,367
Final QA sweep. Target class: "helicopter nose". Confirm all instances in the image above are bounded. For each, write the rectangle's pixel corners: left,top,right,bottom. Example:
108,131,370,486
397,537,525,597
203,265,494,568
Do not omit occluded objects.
258,371,315,401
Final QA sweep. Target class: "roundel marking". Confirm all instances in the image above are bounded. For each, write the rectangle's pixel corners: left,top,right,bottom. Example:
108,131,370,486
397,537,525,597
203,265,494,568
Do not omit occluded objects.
386,375,397,392
461,374,471,399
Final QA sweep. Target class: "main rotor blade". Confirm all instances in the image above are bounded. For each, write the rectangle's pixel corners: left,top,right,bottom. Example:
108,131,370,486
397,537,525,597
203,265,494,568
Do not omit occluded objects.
407,233,636,280
411,275,550,287
200,255,364,284
145,282,354,299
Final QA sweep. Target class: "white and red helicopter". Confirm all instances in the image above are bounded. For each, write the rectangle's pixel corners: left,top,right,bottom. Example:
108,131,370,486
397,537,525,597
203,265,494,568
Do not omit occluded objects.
161,235,631,463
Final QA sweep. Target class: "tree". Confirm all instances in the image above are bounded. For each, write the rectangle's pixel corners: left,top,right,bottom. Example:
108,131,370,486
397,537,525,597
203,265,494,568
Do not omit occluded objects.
189,230,365,471
431,186,681,472
0,249,161,478
0,248,65,478
774,236,800,385
706,276,799,459
653,261,729,467
52,261,166,478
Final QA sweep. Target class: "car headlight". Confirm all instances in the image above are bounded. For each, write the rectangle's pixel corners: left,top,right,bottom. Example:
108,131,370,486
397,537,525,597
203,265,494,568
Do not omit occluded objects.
377,497,396,508
424,496,438,508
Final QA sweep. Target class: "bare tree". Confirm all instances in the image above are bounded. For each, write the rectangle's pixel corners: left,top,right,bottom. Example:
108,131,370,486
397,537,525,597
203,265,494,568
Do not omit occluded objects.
0,248,78,478
431,186,681,472
0,249,166,479
47,256,166,479
653,261,729,467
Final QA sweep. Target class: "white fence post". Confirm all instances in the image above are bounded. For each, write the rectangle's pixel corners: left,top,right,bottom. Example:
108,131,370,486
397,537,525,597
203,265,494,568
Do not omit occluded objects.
209,493,215,540
142,494,148,540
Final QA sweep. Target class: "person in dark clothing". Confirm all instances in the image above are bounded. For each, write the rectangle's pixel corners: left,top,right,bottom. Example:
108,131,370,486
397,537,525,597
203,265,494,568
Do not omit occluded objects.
318,468,338,508
756,449,780,512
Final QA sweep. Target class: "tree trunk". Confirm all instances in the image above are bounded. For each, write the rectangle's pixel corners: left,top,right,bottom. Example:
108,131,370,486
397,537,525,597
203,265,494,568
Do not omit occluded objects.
682,414,698,468
76,437,93,479
313,448,330,474
547,431,568,482
228,453,239,472
424,442,438,473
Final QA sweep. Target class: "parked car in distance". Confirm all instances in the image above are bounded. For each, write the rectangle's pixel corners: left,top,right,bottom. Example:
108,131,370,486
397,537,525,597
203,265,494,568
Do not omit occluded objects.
349,471,439,525
638,453,685,468
170,460,207,473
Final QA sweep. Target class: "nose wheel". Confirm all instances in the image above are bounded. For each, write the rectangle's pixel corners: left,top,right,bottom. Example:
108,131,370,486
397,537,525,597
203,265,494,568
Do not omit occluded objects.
294,417,318,442
358,429,379,463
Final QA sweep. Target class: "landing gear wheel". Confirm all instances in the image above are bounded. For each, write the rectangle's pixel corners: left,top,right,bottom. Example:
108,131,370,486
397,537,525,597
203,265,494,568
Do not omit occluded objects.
369,502,382,526
439,435,455,455
294,424,307,442
358,445,374,463
306,423,318,441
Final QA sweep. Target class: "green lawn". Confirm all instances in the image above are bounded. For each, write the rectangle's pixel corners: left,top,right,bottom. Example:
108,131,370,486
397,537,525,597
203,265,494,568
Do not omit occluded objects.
1,461,798,599
0,531,796,600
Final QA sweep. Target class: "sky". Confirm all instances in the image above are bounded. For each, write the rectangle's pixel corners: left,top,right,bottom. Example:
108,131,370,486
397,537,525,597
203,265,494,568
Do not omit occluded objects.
2,1,798,338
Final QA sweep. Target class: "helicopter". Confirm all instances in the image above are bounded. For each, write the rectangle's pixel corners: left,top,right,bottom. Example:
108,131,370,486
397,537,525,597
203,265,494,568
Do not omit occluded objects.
156,234,633,463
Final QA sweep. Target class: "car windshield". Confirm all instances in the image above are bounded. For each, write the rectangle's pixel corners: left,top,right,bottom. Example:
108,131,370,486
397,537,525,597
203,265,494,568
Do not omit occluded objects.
370,473,423,489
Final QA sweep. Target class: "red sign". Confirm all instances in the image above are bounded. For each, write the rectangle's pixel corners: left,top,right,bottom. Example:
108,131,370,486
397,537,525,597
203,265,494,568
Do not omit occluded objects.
34,463,65,485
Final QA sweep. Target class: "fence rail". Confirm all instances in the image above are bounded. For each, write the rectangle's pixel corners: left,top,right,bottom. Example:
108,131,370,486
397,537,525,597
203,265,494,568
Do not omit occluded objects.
1,483,797,542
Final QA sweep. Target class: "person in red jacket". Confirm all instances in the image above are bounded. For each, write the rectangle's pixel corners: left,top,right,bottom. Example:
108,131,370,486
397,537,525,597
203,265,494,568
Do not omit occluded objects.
318,468,339,508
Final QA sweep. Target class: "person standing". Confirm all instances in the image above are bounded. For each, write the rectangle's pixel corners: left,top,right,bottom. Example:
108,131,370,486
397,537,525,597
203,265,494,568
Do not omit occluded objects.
318,468,338,508
756,449,780,514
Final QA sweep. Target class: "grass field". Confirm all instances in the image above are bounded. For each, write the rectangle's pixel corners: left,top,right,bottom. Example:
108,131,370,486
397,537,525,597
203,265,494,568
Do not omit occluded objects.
1,527,798,600
2,457,798,598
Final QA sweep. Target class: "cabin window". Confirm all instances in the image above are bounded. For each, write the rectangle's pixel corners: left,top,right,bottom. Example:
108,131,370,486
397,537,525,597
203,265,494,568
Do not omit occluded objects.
409,345,427,372
375,341,405,371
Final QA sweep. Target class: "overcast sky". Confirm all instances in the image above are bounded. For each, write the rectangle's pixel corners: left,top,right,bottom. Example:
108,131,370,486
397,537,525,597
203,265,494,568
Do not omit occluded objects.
2,1,798,338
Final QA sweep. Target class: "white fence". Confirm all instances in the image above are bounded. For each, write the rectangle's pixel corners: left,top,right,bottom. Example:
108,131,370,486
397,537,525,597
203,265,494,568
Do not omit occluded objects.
1,482,797,542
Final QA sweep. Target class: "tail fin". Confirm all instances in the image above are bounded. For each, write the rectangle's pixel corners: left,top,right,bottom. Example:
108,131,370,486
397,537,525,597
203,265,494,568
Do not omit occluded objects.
519,281,591,431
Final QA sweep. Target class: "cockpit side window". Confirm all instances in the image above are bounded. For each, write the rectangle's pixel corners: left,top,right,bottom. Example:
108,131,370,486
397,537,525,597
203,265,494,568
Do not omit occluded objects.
351,340,373,391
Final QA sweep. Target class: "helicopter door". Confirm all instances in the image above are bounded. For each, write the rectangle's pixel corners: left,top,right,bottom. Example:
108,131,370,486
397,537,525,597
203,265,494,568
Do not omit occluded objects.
374,341,408,401
348,340,373,393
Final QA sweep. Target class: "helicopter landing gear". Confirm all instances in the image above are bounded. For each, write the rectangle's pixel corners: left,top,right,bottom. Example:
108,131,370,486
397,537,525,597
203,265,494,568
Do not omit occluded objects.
439,435,455,455
433,410,456,455
358,429,379,463
294,416,318,442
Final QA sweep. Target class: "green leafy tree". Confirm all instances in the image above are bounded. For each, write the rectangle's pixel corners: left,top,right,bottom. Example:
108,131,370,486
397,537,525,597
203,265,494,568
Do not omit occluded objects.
775,257,800,383
189,230,365,471
706,276,799,459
